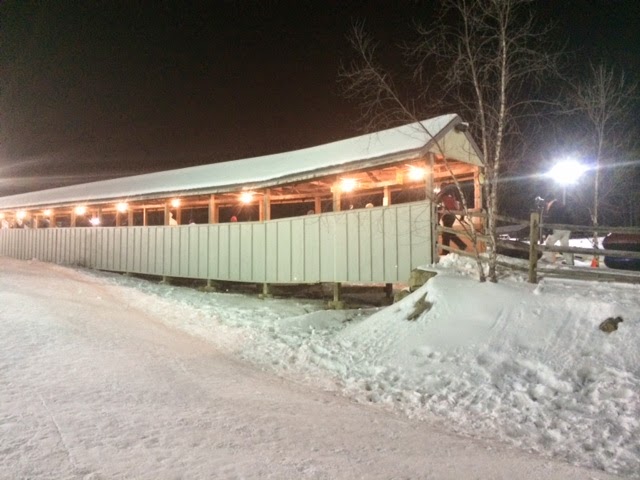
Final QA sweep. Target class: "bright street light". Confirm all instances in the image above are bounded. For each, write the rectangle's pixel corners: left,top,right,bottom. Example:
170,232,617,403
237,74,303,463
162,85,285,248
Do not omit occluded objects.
548,158,588,202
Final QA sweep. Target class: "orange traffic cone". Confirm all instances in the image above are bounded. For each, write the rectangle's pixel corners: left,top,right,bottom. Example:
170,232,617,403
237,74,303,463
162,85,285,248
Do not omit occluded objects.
591,256,600,268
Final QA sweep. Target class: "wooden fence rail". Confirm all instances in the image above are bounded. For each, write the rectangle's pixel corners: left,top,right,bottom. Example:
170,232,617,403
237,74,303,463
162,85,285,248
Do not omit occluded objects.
437,211,640,284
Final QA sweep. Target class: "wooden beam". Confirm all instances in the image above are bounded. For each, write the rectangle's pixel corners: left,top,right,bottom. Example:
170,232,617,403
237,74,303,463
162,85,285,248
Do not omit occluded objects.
383,186,390,206
332,187,341,212
208,195,218,223
164,203,171,226
261,189,271,221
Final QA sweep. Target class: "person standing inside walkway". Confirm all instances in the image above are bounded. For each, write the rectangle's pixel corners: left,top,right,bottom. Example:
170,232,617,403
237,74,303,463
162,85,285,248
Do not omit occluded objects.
544,198,574,265
437,184,467,254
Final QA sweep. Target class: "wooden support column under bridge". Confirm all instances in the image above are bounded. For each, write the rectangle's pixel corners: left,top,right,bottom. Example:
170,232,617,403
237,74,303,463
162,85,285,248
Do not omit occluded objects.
329,182,343,308
208,194,219,224
260,189,272,298
161,201,172,285
203,195,219,291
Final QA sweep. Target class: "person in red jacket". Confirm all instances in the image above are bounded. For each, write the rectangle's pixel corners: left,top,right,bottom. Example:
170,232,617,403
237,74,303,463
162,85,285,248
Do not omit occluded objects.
437,184,467,254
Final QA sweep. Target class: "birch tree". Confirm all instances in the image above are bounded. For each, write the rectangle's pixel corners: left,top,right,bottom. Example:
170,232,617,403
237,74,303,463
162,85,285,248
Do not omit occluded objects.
342,0,557,282
342,25,488,282
571,64,637,237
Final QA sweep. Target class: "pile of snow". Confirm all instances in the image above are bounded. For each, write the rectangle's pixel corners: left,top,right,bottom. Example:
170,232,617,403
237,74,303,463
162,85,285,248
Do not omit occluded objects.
63,255,640,477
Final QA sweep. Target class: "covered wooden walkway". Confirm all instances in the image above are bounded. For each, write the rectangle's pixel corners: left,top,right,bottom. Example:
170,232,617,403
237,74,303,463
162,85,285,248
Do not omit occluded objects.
0,114,484,302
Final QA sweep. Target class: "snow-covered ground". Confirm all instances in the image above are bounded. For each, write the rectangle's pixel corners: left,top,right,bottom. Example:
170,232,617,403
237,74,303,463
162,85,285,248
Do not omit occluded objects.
1,255,637,479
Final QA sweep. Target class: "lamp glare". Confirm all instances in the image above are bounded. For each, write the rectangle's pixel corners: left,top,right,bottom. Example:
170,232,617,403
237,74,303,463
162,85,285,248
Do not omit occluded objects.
408,166,426,181
240,192,254,204
341,178,357,193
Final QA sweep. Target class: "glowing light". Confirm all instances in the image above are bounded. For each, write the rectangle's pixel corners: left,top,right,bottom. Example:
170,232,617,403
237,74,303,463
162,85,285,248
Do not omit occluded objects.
16,210,27,220
408,166,426,181
0,213,4,220
116,202,129,213
89,217,101,226
240,192,254,204
74,206,87,216
340,178,357,193
171,198,181,208
548,158,588,186
43,209,52,217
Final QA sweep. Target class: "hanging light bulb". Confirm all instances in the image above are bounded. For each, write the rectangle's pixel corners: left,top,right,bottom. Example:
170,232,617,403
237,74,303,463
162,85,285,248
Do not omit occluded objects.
340,178,357,193
240,192,254,204
408,166,426,181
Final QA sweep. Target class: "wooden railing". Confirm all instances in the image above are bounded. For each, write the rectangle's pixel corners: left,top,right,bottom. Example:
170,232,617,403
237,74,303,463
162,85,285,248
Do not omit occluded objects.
509,212,640,283
437,211,640,284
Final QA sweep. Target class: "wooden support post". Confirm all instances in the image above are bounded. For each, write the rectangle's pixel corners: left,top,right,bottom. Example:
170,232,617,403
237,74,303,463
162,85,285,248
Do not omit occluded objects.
260,189,271,222
70,210,77,228
200,278,217,292
383,186,391,206
260,282,272,298
33,214,39,229
128,209,134,227
314,196,322,214
328,282,344,309
51,213,56,228
528,212,540,284
333,282,342,302
143,207,147,226
474,170,483,210
208,195,218,224
97,207,103,227
176,207,182,225
115,211,121,227
332,187,341,212
164,203,171,226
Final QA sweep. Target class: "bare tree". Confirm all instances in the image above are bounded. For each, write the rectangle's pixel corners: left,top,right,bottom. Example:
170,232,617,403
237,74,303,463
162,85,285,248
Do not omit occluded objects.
571,63,637,239
342,0,558,282
410,0,559,282
341,24,488,282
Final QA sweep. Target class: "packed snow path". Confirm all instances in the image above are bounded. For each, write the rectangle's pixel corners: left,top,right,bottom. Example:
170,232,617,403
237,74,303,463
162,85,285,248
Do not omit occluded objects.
0,258,619,479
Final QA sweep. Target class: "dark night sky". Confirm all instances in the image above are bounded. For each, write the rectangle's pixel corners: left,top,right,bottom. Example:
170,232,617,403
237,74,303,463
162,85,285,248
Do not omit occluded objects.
1,0,638,197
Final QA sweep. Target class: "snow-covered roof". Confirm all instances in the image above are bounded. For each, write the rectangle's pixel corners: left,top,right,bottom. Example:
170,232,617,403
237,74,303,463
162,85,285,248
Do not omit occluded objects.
0,114,482,210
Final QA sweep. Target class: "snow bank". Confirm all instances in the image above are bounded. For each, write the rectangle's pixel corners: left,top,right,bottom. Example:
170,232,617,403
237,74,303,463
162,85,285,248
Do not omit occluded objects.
81,256,639,478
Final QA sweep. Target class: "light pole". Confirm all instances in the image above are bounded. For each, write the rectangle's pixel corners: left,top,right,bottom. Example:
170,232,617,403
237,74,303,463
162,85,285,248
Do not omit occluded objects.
548,159,587,204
